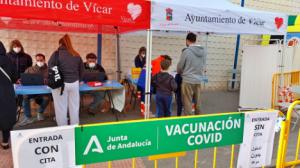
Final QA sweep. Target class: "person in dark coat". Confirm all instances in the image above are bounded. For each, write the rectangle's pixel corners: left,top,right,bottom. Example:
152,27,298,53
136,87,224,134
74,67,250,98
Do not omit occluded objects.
6,39,32,80
6,40,32,107
134,46,146,68
0,41,18,149
175,74,183,116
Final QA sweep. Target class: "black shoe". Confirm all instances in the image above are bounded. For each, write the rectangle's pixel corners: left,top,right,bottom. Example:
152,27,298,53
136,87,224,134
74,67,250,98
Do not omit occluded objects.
1,143,9,150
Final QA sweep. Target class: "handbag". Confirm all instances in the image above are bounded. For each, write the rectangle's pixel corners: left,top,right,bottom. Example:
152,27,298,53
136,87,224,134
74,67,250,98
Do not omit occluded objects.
48,50,64,95
0,66,11,82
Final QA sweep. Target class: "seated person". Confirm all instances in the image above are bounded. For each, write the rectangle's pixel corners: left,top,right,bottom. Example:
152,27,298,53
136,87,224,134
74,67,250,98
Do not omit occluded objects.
84,53,108,115
19,53,49,126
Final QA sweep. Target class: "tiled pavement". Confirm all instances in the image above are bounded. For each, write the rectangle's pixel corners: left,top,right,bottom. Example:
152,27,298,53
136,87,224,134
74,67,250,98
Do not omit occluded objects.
86,159,145,168
0,147,13,168
0,146,146,168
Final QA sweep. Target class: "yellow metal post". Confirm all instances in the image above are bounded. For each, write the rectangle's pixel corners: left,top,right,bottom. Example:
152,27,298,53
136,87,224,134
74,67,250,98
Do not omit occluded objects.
276,121,286,168
230,145,235,168
108,161,112,168
154,160,158,168
132,158,136,168
292,129,300,168
213,147,217,168
194,150,198,168
175,157,179,168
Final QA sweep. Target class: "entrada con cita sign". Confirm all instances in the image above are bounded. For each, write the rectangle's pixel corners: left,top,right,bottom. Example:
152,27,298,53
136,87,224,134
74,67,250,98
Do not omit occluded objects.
75,113,245,165
11,126,82,168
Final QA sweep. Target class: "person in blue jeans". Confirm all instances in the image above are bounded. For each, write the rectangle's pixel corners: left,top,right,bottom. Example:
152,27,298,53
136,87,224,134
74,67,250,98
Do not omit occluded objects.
152,56,177,117
20,54,49,126
22,95,49,122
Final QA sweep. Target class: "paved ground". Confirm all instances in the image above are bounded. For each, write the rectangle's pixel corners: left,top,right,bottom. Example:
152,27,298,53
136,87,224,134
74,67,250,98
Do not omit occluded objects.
1,90,299,168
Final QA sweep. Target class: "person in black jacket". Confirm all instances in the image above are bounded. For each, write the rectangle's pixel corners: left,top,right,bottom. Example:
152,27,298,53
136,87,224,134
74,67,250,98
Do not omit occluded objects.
134,47,146,68
48,34,83,126
0,41,18,149
152,56,177,117
6,39,32,80
175,74,183,116
83,53,108,115
7,40,32,107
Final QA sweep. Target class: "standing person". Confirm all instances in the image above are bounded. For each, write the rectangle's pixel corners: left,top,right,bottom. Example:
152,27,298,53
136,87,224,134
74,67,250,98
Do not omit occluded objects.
48,34,83,126
6,39,32,80
177,32,206,115
19,54,49,126
83,53,108,115
0,41,18,149
134,47,146,68
152,56,177,117
175,74,183,116
7,40,32,107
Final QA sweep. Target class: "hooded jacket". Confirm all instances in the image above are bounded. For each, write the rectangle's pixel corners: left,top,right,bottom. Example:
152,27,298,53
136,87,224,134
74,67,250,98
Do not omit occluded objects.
177,45,206,84
152,72,177,96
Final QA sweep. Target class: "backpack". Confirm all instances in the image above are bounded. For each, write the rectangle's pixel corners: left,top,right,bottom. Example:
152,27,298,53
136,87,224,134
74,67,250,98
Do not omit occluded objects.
48,50,64,95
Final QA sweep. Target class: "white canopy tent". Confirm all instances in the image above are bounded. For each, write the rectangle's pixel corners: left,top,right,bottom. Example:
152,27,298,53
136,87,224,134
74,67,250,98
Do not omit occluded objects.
150,0,286,34
144,0,288,118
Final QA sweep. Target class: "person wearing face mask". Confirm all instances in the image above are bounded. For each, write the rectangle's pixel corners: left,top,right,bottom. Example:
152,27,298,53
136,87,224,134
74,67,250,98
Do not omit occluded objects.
6,39,32,80
134,46,146,68
83,53,108,115
177,32,206,116
7,40,32,110
19,54,49,126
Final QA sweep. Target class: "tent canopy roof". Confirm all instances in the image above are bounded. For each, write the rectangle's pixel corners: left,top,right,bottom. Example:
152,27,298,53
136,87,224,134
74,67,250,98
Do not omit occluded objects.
0,0,150,34
150,0,288,35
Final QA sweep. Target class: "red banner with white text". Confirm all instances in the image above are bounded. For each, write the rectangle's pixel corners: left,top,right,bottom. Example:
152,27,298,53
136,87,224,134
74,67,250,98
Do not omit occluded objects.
0,0,150,33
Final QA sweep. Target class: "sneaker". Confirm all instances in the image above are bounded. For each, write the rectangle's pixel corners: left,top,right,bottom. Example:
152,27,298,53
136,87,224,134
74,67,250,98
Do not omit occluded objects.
18,117,36,126
37,113,45,121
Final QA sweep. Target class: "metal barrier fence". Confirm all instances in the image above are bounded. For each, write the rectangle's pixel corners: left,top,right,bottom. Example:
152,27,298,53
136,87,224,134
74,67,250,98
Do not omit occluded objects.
276,100,300,168
80,102,300,168
272,71,300,108
80,111,281,168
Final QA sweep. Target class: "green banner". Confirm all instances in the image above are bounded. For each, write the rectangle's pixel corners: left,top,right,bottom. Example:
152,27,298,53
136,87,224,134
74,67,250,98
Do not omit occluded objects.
75,113,244,165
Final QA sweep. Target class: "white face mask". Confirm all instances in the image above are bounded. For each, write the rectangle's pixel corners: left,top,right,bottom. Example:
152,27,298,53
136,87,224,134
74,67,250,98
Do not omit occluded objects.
36,62,45,67
89,63,96,68
141,54,145,57
13,47,21,53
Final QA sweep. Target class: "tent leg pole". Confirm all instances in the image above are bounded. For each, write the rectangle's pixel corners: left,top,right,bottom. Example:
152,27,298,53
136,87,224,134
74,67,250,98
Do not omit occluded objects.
145,30,153,119
116,33,121,81
204,32,209,88
232,34,240,89
231,0,245,89
280,35,287,88
97,34,102,65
